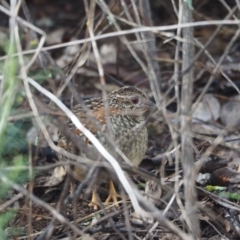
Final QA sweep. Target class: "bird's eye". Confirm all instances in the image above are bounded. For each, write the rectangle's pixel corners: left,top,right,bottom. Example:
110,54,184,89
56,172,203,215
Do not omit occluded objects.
131,96,139,105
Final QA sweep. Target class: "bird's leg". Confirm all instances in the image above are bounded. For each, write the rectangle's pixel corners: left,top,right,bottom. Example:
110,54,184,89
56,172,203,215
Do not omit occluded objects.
88,188,99,210
104,180,120,207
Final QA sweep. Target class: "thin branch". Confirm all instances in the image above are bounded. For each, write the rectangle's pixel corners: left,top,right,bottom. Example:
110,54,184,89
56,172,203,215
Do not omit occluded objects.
0,174,84,236
26,76,143,214
139,0,162,104
180,0,200,238
1,19,240,61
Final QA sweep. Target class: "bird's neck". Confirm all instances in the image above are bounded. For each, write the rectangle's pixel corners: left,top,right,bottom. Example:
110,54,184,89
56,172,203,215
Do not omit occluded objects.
112,115,145,128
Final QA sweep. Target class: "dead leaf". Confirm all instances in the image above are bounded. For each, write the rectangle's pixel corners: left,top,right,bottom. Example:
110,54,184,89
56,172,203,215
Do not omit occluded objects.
193,94,220,122
221,100,240,128
211,167,240,186
34,166,67,187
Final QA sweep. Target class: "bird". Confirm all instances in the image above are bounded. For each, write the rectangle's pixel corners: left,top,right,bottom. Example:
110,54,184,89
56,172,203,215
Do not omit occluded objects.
58,86,155,209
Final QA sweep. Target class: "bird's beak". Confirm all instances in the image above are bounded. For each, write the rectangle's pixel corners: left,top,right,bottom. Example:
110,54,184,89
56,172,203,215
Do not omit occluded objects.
144,100,156,111
145,100,156,109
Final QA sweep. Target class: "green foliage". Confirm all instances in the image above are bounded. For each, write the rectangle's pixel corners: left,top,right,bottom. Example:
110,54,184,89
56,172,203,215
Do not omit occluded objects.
0,44,17,157
1,84,32,157
206,185,240,200
2,121,29,157
29,68,56,85
205,185,226,192
0,40,28,239
219,191,240,201
0,155,28,196
0,211,15,240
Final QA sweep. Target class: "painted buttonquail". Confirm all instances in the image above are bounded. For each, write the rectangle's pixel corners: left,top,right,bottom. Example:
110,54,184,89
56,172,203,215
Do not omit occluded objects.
58,86,155,209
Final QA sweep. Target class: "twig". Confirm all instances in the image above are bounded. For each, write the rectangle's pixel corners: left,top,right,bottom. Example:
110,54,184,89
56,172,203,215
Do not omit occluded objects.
0,3,46,71
139,0,162,104
0,193,23,212
1,19,240,61
0,174,84,236
180,0,200,237
27,76,143,214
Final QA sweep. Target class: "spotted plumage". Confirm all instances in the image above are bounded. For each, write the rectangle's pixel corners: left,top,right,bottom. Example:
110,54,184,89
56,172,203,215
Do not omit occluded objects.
58,86,154,208
59,86,154,165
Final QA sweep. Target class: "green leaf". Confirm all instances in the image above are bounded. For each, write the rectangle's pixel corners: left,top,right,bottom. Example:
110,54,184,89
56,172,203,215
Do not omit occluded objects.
0,41,18,157
2,122,29,157
205,185,226,192
0,211,15,240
